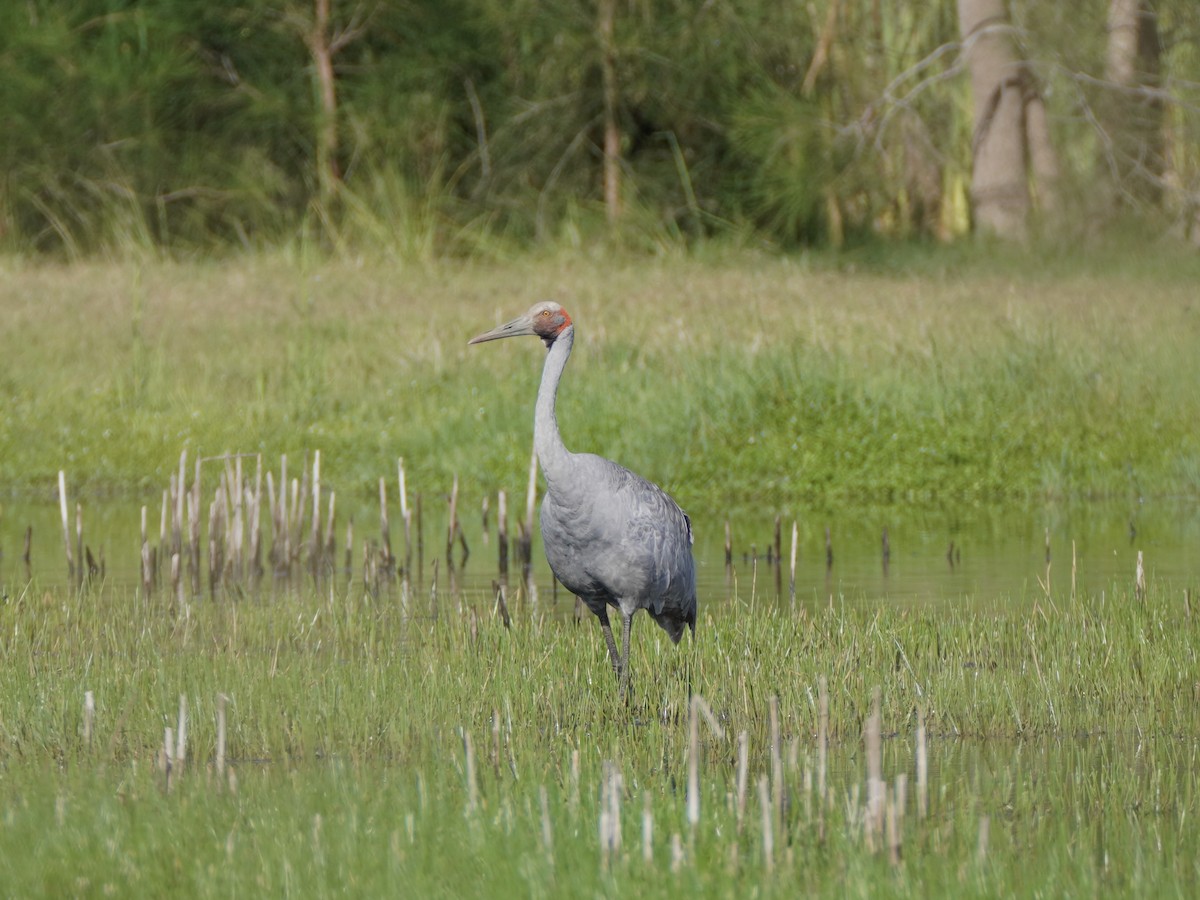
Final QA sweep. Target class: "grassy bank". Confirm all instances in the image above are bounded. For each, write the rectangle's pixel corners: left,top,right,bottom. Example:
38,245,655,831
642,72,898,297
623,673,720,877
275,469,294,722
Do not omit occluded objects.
1,250,1199,510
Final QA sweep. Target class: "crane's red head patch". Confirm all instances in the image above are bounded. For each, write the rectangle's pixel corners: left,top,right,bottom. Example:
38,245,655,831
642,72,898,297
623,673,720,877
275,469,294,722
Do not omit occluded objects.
532,302,572,347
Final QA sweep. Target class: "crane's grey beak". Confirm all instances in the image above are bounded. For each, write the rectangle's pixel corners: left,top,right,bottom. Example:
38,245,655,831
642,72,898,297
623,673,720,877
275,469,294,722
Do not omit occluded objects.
468,315,536,345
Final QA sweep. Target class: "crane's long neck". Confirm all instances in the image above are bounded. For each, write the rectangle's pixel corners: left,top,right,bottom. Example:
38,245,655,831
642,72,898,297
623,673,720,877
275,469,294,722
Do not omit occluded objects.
535,325,574,485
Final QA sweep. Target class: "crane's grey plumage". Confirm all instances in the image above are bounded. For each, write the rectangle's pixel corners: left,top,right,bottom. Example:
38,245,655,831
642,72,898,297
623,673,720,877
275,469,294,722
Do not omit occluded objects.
470,301,696,696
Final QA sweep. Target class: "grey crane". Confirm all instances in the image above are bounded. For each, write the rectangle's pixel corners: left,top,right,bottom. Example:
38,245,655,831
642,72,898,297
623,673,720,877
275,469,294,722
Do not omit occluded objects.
469,301,696,697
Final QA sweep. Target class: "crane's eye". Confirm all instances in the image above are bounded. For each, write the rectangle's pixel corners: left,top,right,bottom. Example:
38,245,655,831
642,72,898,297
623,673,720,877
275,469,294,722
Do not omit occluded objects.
541,310,551,317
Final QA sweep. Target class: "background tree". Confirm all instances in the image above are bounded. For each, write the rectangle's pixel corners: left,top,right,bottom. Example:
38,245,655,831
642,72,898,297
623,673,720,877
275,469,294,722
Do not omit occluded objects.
1,0,1198,255
1103,0,1164,209
957,0,1059,240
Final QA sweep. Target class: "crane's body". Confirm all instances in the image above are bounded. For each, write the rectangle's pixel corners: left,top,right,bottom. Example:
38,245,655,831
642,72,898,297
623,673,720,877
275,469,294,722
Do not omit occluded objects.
470,301,696,695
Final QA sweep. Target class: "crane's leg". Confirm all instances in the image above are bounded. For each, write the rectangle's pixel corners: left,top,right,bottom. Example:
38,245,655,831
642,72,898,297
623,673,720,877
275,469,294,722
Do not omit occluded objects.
597,608,621,673
618,610,634,700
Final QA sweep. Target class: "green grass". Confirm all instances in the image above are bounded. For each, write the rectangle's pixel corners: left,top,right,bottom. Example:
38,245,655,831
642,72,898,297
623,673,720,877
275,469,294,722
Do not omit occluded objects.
1,249,1199,508
2,249,1199,894
0,571,1196,895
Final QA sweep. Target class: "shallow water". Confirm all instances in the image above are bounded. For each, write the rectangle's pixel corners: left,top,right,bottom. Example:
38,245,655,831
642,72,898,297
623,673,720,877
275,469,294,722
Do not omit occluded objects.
3,492,1196,606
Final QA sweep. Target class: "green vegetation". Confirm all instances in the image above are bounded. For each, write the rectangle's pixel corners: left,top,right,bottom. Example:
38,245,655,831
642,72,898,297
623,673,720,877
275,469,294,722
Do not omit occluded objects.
0,567,1196,894
1,252,1198,508
2,1,1198,254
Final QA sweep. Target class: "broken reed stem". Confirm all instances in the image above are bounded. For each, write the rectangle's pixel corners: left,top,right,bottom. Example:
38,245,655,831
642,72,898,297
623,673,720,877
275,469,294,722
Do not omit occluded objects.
398,457,412,572
736,730,749,830
58,471,73,582
189,457,201,594
724,520,732,570
642,790,654,865
865,686,884,847
789,521,798,603
917,705,928,819
83,690,95,748
817,675,829,809
497,490,509,582
415,493,424,577
295,459,308,566
175,695,188,773
687,696,701,828
461,728,478,814
75,503,85,586
687,695,725,830
1135,550,1146,603
379,477,393,572
174,451,186,561
524,447,537,558
163,727,174,790
322,491,336,569
493,581,511,629
769,695,784,834
216,693,228,777
446,474,459,563
758,775,774,872
158,488,168,585
140,506,153,599
887,787,901,866
309,450,321,564
599,760,623,865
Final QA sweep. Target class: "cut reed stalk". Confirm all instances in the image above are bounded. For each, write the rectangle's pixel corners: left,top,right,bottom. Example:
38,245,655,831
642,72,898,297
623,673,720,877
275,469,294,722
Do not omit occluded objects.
309,450,321,564
379,477,393,574
248,456,262,577
398,458,411,573
916,705,928,819
789,521,798,603
759,775,773,872
865,686,884,847
75,503,85,587
1136,550,1146,603
497,490,509,583
322,492,336,571
140,506,152,599
83,690,95,748
216,693,228,777
57,471,73,583
175,695,188,773
461,728,478,814
736,729,749,831
769,695,784,834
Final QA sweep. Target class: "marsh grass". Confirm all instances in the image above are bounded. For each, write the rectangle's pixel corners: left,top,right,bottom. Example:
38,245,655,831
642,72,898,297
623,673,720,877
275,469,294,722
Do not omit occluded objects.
1,251,1199,505
0,568,1197,895
2,250,1199,893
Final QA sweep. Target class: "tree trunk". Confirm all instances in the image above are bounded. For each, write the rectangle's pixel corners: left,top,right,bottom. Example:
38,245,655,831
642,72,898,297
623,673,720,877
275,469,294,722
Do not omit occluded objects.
598,0,621,225
311,0,339,200
957,0,1058,239
1104,0,1163,208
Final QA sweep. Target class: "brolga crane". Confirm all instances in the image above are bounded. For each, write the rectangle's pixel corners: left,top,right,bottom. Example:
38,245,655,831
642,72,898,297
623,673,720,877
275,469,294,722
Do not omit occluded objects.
469,301,696,697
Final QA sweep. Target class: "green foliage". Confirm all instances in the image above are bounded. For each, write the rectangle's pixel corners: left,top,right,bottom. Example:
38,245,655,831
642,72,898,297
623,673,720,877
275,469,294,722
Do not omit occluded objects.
4,1,1197,255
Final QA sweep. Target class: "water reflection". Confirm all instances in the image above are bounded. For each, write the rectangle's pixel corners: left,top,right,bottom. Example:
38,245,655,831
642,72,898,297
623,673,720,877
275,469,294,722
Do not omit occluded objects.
2,496,1196,605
